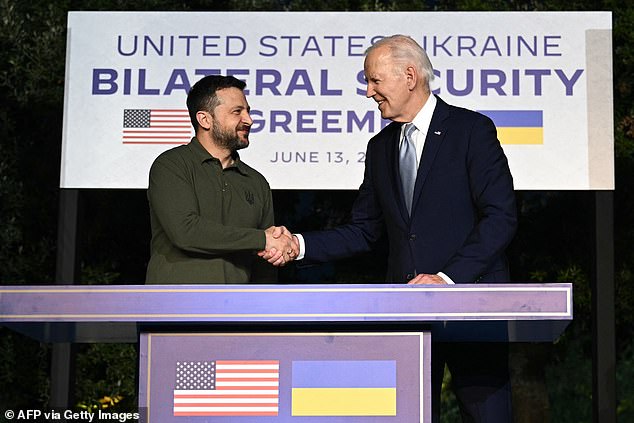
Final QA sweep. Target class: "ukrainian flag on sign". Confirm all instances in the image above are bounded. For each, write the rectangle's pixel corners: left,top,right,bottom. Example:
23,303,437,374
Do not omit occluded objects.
479,110,543,145
291,360,396,416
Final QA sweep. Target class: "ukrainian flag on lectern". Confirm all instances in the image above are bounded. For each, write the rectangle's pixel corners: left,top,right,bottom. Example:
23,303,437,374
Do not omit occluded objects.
291,360,397,416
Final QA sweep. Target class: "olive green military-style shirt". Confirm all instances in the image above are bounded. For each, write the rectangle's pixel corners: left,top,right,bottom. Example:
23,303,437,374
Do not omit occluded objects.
145,137,276,284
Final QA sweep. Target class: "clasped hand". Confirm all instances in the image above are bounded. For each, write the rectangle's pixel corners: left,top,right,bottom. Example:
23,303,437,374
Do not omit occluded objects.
259,226,299,266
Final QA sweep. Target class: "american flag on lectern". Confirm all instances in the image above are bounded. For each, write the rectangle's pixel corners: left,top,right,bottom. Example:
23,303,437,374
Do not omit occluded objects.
173,360,280,416
122,109,192,145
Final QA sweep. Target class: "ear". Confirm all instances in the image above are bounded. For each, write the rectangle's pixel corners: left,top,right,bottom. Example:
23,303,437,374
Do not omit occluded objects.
196,111,213,130
405,65,418,91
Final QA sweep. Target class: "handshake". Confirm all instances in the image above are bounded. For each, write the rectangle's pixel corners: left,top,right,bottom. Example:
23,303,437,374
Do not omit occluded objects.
259,226,300,266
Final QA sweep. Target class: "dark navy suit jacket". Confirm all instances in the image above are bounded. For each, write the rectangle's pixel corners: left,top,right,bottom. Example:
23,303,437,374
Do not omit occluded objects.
302,96,517,283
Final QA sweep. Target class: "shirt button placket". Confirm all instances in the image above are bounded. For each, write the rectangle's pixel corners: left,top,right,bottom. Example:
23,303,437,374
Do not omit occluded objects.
220,167,227,193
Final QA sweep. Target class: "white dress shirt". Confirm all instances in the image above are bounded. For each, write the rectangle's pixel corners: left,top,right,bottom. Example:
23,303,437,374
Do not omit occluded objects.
400,93,437,170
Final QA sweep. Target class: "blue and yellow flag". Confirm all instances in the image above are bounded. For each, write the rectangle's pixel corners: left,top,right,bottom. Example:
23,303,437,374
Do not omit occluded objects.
479,110,543,145
291,360,397,416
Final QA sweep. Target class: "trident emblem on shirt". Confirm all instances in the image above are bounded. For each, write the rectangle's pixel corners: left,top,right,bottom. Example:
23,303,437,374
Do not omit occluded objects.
245,190,254,205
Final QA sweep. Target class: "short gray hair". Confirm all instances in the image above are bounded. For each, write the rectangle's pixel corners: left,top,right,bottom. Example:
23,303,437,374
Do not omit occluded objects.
367,35,435,91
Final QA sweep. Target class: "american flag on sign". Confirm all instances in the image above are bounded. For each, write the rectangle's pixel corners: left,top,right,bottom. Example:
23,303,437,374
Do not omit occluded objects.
173,360,280,416
122,109,192,144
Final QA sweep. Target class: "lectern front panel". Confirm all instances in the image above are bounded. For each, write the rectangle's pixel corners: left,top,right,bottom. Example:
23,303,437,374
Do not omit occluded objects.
139,331,431,422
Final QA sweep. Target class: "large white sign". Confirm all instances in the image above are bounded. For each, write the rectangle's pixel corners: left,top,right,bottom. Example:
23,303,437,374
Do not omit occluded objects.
61,11,613,190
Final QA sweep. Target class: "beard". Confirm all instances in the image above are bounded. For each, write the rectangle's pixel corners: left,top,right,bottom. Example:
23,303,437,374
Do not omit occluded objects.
212,121,249,152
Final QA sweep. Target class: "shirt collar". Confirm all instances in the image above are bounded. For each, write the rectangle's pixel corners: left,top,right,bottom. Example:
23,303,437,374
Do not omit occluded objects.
402,94,437,136
189,137,212,163
231,154,249,175
189,137,249,176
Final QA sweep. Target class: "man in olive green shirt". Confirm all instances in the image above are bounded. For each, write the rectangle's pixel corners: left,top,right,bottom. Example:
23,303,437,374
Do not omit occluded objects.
146,75,294,284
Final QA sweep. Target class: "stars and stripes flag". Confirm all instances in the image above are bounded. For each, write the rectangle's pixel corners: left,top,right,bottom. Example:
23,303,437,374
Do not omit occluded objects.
173,360,280,416
122,109,192,144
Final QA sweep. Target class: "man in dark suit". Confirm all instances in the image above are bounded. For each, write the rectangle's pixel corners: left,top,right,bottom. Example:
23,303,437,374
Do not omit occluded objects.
263,34,517,421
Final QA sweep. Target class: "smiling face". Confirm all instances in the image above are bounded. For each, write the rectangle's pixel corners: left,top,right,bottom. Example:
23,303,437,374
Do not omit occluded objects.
364,45,427,123
210,87,253,151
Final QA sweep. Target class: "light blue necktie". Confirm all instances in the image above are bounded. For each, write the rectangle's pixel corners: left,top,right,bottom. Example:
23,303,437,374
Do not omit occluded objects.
399,123,417,214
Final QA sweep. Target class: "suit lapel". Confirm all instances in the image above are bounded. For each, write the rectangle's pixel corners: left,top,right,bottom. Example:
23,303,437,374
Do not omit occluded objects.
411,96,450,213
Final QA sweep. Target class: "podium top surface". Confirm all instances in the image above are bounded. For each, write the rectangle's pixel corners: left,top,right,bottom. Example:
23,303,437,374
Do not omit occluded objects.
0,283,572,323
